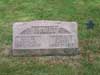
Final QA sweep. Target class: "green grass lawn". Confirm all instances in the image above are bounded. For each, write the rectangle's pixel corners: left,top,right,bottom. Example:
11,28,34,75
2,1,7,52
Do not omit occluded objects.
0,0,100,75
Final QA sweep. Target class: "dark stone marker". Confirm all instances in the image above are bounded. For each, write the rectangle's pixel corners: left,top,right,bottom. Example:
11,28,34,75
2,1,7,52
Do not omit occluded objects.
86,19,95,30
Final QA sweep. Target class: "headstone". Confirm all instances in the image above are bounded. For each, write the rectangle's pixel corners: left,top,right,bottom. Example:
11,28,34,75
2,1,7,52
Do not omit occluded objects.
12,20,79,56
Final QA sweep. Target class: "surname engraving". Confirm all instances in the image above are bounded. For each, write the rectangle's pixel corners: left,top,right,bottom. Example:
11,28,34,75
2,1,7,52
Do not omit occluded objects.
20,26,70,34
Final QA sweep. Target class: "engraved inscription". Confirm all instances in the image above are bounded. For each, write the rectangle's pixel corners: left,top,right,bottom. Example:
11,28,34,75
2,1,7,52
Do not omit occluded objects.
20,26,70,34
14,36,41,49
49,35,77,48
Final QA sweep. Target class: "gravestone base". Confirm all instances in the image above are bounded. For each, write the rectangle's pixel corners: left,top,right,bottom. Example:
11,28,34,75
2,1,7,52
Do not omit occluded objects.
12,48,80,56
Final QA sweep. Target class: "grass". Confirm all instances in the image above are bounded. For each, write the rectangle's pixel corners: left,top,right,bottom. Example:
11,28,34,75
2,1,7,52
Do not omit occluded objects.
0,0,100,75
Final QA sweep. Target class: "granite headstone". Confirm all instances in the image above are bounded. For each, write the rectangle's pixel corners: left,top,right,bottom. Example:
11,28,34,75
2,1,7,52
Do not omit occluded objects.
12,20,79,56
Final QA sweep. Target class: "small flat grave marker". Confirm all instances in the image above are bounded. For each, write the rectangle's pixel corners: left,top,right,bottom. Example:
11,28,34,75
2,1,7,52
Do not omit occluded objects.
12,20,79,56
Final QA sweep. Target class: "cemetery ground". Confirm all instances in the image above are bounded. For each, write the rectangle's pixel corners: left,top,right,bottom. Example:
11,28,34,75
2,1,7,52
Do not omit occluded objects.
0,0,100,75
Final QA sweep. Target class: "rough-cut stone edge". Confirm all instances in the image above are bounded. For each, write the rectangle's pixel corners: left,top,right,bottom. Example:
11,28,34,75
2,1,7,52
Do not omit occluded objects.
11,48,80,56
